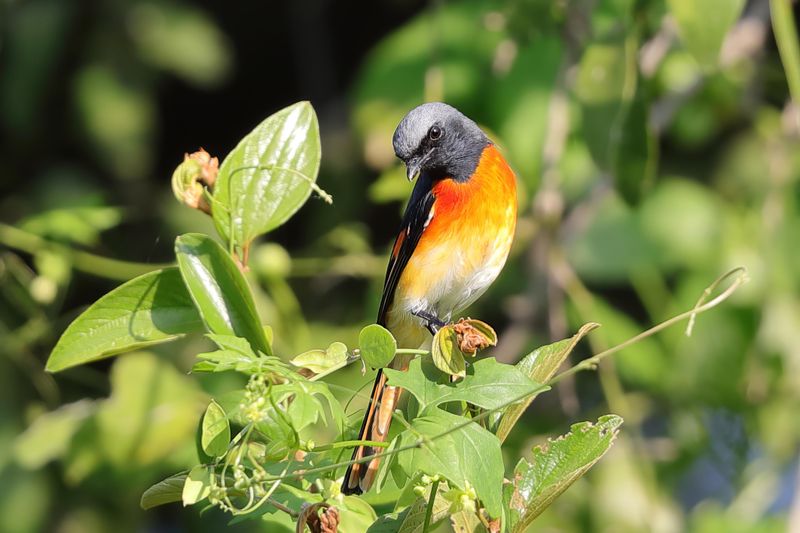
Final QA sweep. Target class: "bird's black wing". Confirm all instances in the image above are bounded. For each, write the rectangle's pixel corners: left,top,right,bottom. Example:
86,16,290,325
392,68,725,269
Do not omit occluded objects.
376,174,436,326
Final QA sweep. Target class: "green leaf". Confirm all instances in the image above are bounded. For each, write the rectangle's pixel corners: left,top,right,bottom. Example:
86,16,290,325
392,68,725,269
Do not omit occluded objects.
667,0,745,69
366,483,450,533
14,400,95,469
290,341,348,374
431,326,466,378
504,415,623,532
201,400,230,458
46,268,203,372
140,473,187,509
174,233,270,355
495,323,599,442
384,358,545,413
212,101,322,249
359,324,397,368
396,409,504,519
182,465,212,506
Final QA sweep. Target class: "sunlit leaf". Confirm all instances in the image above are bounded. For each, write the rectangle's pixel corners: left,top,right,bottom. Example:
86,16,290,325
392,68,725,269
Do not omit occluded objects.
504,415,623,532
201,400,230,458
140,473,187,509
212,102,321,250
175,233,270,355
290,342,348,374
431,325,466,378
385,357,544,413
359,324,396,369
182,465,211,506
46,268,203,372
495,323,599,442
396,409,504,518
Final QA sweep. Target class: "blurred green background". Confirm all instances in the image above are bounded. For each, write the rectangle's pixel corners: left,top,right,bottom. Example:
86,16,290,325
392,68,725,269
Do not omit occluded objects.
2,0,799,531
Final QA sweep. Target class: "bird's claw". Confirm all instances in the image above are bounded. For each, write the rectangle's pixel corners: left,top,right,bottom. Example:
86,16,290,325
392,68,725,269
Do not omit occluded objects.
412,310,447,335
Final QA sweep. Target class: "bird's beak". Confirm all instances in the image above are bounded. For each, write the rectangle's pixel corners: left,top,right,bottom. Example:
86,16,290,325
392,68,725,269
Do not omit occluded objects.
405,161,421,182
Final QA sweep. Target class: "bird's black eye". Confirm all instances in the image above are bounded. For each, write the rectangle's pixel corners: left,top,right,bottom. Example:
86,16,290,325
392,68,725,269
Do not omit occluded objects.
428,125,443,141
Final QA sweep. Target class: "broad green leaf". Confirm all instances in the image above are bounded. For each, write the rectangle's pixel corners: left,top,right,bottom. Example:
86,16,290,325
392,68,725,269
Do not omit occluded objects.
339,495,379,533
174,233,270,355
14,400,95,469
431,326,466,378
140,473,187,509
182,465,211,506
667,0,745,69
359,324,396,368
212,101,321,249
366,482,450,533
290,341,348,374
46,268,203,372
385,358,545,413
496,323,599,442
201,400,230,457
396,409,504,518
504,415,623,532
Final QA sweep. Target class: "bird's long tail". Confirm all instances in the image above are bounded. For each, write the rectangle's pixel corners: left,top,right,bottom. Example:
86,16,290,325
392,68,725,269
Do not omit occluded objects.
341,369,404,494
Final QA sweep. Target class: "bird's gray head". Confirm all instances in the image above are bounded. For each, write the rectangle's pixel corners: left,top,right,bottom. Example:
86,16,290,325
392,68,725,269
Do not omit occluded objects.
392,102,490,182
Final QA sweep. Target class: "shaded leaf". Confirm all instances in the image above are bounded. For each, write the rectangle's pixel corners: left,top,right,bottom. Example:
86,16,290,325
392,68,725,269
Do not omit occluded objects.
504,415,623,532
46,268,203,372
212,101,321,249
495,323,599,442
385,358,545,413
201,400,230,458
175,233,270,355
141,473,187,509
359,324,396,368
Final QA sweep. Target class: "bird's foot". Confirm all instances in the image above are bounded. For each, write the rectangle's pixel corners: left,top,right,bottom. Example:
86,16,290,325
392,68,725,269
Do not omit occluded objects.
412,310,447,335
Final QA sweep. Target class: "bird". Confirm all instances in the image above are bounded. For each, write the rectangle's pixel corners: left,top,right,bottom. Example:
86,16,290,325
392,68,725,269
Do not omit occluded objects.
341,102,517,495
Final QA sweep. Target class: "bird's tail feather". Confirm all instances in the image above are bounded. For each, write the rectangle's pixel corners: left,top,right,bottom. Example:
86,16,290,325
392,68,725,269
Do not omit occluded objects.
341,369,403,494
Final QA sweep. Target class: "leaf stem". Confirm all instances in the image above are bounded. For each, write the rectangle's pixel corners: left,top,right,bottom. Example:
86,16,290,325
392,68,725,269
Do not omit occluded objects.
309,439,390,452
0,222,171,280
422,479,440,533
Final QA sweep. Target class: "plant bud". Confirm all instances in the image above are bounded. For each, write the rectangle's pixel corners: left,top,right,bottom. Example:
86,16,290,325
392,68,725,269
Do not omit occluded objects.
171,148,219,214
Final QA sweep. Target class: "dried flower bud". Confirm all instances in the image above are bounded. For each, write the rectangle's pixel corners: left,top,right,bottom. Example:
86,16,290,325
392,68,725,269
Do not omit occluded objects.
453,318,498,355
171,148,219,215
297,503,340,533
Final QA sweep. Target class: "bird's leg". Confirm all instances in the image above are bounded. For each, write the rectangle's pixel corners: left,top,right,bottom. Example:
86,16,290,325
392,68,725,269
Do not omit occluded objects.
412,310,447,335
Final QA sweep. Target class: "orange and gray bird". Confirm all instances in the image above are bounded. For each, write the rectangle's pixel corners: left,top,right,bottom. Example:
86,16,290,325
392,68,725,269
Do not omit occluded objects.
342,102,517,494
